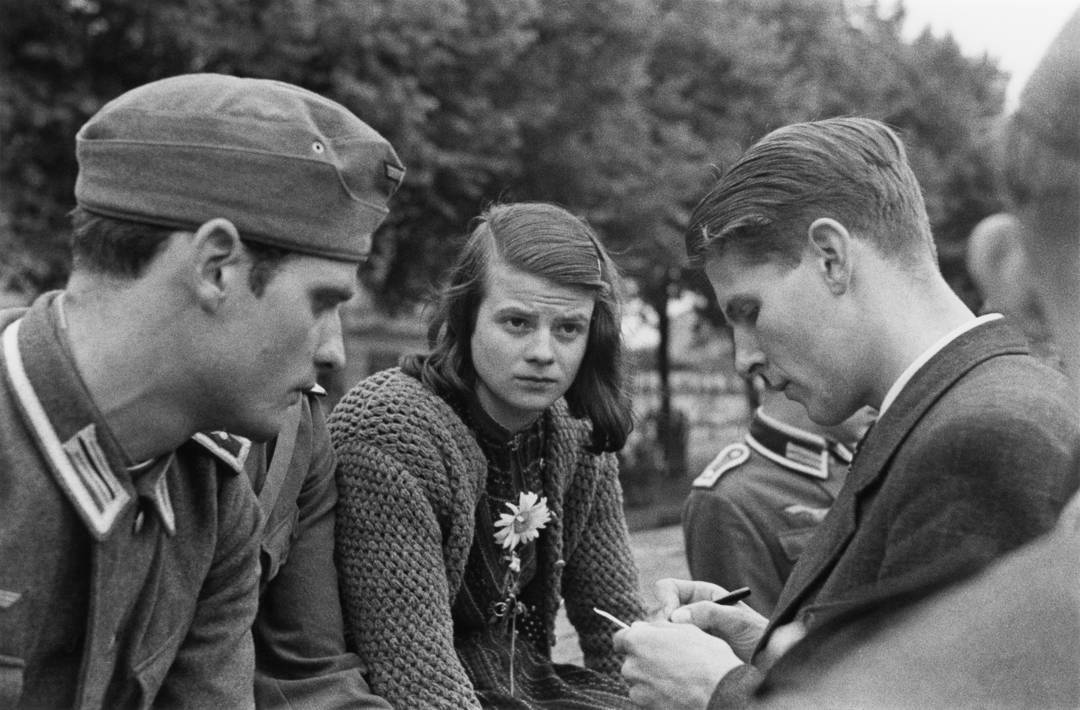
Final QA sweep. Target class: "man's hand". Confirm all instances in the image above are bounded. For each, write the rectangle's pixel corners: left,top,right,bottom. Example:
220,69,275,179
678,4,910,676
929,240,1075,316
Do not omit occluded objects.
652,577,727,618
614,621,743,710
652,578,768,661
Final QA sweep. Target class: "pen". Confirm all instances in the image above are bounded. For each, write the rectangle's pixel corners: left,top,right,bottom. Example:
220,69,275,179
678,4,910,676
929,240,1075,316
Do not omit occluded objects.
592,606,630,629
713,586,752,606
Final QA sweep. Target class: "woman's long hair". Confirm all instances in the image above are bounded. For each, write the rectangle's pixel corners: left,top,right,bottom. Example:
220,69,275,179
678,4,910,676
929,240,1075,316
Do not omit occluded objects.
401,202,633,453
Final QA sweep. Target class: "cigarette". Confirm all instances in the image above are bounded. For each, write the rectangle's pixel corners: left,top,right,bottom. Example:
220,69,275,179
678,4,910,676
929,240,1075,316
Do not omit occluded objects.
593,606,630,629
713,586,752,605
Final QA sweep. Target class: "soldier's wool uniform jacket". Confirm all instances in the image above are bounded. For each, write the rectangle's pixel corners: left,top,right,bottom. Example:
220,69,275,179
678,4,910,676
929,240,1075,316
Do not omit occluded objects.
682,408,852,616
247,391,390,710
0,293,262,709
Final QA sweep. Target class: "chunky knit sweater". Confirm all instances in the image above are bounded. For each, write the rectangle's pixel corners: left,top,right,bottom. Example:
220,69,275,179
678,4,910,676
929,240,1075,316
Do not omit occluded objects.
329,368,645,709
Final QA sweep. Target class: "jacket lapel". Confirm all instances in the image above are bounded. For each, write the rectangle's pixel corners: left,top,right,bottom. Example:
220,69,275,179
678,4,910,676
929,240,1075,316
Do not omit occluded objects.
763,320,1030,645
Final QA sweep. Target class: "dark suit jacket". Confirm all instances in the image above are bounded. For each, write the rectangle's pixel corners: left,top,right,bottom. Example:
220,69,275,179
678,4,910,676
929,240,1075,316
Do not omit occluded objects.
760,319,1080,652
756,493,1080,709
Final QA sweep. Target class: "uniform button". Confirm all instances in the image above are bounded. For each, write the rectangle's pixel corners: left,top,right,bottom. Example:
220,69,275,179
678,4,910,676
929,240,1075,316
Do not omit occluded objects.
133,510,145,534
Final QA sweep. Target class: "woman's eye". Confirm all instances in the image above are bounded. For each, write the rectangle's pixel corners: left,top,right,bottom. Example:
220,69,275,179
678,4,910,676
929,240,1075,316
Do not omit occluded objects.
560,323,585,336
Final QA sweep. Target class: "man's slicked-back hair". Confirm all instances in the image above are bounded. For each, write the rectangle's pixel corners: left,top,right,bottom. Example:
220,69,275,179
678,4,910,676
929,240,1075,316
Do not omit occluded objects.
401,202,633,453
686,117,936,271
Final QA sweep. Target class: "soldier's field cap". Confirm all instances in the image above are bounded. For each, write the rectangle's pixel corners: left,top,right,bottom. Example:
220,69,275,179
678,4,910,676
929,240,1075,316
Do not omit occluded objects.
75,73,405,262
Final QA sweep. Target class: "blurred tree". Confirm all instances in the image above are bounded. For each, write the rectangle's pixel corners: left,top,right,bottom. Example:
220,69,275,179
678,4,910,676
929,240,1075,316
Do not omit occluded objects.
1,0,333,291
0,0,1008,304
636,0,1007,319
314,0,545,311
2,0,1007,487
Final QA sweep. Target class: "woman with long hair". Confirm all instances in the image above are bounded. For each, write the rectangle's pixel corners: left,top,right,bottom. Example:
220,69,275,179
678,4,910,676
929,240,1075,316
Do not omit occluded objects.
330,202,644,708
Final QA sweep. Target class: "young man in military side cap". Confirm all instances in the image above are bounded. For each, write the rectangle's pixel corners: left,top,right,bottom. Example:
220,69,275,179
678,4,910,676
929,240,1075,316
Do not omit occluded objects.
0,74,403,708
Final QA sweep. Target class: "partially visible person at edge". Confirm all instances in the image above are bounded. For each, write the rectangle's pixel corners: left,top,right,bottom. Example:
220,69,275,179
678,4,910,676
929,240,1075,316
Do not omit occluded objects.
965,211,1059,365
329,202,646,709
683,385,874,617
613,116,1080,710
0,73,401,708
246,388,393,710
754,9,1080,708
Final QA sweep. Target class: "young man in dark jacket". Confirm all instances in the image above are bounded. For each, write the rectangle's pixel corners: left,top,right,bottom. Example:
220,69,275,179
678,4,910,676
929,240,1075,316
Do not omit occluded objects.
617,113,1080,708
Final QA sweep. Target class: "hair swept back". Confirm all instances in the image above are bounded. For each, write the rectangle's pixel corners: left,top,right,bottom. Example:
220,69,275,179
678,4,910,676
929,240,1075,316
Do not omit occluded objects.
685,117,936,271
401,201,633,453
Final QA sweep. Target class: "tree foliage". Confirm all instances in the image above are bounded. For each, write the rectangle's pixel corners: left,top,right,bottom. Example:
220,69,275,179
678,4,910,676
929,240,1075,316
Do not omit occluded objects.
2,0,1006,308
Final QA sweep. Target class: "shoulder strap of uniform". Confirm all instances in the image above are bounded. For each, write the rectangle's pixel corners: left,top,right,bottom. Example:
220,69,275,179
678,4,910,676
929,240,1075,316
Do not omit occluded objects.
191,430,251,474
256,399,303,520
692,442,751,489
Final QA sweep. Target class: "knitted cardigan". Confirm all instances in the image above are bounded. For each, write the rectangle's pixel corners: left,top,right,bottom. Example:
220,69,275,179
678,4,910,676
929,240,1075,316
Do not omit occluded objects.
329,368,645,709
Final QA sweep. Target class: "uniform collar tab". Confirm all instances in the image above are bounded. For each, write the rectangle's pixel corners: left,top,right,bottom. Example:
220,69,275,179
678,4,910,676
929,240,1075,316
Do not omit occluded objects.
3,317,135,539
191,430,252,475
747,408,839,480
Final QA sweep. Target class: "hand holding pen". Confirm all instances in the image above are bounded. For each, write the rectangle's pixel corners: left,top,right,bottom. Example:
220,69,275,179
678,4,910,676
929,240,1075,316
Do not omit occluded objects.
652,578,767,662
593,586,752,630
712,586,751,606
593,579,765,661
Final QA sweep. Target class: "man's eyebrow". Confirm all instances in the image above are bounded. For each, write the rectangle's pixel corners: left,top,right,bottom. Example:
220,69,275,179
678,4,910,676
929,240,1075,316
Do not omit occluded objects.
312,285,355,303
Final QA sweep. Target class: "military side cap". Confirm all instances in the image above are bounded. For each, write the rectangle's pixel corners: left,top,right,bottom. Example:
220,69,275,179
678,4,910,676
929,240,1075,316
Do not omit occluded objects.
75,73,405,262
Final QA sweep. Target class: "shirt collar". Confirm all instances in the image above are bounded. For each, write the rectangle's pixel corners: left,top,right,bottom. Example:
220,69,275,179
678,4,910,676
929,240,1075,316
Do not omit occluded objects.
878,313,1002,417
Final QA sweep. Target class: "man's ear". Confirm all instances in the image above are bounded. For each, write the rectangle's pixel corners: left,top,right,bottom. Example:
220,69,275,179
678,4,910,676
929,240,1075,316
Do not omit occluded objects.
191,218,243,312
807,218,853,295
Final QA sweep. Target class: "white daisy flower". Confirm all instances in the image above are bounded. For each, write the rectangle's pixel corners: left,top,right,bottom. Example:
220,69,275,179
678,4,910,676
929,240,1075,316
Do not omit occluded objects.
494,491,552,550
